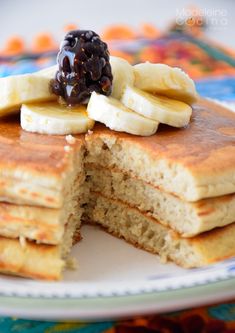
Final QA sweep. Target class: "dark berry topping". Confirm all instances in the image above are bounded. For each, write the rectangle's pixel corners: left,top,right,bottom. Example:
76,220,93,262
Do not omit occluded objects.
50,30,113,105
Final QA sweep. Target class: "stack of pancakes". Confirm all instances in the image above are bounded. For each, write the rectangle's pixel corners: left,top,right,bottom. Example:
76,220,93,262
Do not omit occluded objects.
0,117,86,280
0,99,234,280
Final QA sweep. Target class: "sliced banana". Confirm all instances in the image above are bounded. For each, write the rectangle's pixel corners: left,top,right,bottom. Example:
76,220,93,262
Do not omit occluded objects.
0,66,57,116
121,85,192,127
110,56,135,99
134,62,198,104
21,102,94,135
87,92,159,136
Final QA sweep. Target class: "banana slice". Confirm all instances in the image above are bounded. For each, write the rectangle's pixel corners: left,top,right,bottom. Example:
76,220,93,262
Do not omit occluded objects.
121,85,192,127
87,92,159,136
21,102,94,135
134,63,198,104
110,56,135,99
0,66,57,116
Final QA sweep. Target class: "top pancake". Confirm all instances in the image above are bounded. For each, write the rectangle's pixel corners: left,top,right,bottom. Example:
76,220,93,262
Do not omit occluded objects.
0,99,234,205
86,99,235,201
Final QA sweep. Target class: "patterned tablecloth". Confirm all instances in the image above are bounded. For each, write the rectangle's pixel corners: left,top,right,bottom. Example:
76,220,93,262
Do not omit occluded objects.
0,23,235,333
1,300,235,332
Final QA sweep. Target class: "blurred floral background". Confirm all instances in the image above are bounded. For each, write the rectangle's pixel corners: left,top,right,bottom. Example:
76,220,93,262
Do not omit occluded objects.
1,0,235,101
0,0,234,51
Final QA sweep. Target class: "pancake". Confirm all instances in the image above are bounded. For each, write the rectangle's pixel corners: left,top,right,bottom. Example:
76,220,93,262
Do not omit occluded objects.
0,203,64,243
0,236,63,280
86,99,235,201
0,115,84,208
85,192,235,268
0,190,84,244
86,165,235,237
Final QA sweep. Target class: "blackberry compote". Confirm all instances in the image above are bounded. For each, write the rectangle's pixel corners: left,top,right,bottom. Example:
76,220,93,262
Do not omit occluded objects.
50,30,113,105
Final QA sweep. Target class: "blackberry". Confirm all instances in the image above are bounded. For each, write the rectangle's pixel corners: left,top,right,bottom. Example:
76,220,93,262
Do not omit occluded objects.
50,30,113,105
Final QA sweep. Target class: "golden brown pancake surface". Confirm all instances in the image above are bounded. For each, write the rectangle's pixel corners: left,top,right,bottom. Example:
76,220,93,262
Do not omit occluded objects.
89,99,235,175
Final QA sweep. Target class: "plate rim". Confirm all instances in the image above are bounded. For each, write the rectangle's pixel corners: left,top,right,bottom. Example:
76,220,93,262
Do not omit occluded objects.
0,258,235,299
0,278,235,321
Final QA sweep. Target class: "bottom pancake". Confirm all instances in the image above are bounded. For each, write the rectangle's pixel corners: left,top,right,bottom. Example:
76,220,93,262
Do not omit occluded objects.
0,237,63,280
0,212,82,280
84,192,235,268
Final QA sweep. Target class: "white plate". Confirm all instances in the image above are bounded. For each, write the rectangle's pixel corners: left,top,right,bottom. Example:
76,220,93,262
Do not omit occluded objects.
0,224,235,321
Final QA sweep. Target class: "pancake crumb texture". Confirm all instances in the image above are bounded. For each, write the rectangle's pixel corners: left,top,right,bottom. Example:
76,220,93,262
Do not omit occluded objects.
84,193,235,268
86,166,235,237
